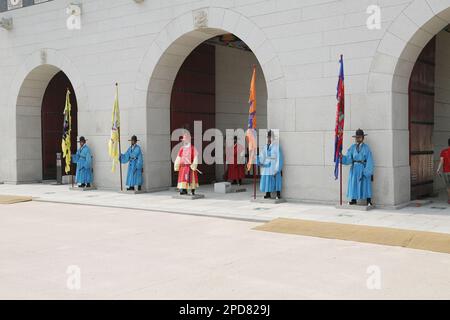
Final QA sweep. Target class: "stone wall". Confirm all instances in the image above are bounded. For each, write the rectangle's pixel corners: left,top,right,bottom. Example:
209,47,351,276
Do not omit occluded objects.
1,0,450,205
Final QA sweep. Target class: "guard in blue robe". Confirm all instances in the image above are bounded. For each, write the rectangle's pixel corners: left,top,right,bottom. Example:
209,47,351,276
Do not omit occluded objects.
257,130,283,199
341,129,374,206
71,136,93,187
120,135,143,191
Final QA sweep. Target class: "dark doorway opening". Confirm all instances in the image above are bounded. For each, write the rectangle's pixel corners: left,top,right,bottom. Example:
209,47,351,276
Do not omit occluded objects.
409,37,436,199
170,43,216,186
41,71,78,180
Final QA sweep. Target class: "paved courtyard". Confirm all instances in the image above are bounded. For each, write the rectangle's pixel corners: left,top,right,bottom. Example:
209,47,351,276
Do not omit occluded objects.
1,201,449,300
0,183,449,234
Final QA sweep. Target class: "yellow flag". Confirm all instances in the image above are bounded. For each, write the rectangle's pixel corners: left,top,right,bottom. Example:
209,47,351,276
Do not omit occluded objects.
61,89,71,174
108,84,120,172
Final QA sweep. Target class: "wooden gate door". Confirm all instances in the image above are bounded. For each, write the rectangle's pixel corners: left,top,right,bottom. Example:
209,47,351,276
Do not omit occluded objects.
41,71,78,180
409,37,435,199
170,43,216,186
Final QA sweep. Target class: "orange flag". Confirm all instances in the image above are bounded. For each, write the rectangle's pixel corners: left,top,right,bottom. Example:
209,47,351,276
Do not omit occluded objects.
246,65,257,171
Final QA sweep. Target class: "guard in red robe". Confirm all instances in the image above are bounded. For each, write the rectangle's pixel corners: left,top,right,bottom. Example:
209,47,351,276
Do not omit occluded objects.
174,133,199,195
226,136,245,185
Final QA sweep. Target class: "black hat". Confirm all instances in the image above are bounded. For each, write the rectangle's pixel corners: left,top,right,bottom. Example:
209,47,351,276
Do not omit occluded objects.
128,135,139,142
77,136,87,143
353,129,367,137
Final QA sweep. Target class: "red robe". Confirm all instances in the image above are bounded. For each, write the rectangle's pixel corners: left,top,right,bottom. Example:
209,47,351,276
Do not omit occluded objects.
174,144,199,190
226,143,245,181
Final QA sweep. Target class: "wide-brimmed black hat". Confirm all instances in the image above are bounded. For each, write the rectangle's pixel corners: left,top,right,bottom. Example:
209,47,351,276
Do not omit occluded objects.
352,129,367,137
77,136,87,142
128,135,139,142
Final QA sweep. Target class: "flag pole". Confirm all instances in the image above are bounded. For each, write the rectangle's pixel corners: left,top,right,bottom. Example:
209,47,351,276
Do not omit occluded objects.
252,64,257,200
339,154,343,206
253,164,256,200
67,87,74,188
340,54,343,206
116,83,123,191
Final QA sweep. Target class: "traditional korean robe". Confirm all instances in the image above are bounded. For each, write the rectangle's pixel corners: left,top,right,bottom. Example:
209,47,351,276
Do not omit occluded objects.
226,143,246,181
258,143,283,193
71,144,93,184
341,143,374,200
174,143,199,190
120,144,143,187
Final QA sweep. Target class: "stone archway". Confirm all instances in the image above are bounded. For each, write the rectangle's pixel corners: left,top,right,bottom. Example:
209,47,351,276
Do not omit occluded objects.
133,7,287,191
367,0,450,205
9,49,88,183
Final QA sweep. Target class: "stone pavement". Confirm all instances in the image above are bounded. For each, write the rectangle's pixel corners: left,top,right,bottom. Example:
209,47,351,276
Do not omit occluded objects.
2,202,449,299
0,183,449,234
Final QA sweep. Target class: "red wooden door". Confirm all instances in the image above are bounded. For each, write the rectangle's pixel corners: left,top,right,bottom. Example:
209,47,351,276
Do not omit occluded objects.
170,43,215,186
41,71,78,180
409,37,435,199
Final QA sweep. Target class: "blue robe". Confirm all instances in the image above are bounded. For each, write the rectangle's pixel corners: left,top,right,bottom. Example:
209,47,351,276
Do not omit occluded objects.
342,143,374,200
71,144,93,184
120,144,143,187
257,143,283,192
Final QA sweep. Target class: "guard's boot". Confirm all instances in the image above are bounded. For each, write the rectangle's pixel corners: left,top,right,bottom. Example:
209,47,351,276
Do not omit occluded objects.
137,185,142,191
180,189,187,195
127,186,135,191
276,191,281,200
80,183,86,188
86,183,91,188
349,199,357,205
367,198,373,207
264,192,271,199
191,189,195,195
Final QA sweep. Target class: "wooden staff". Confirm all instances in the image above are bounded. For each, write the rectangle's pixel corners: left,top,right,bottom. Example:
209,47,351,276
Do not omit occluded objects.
118,127,123,191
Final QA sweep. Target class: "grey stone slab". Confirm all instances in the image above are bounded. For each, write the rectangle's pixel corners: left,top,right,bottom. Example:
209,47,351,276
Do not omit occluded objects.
214,182,231,193
70,187,97,192
251,197,287,204
172,194,205,200
120,190,147,195
230,186,247,193
336,204,374,211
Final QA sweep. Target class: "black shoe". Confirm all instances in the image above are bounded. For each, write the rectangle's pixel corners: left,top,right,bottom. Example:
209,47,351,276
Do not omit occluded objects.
349,200,357,205
80,184,86,188
276,192,281,200
238,180,242,186
127,186,135,191
86,183,91,188
264,192,271,199
231,180,237,185
137,186,142,191
180,189,187,195
191,190,195,195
